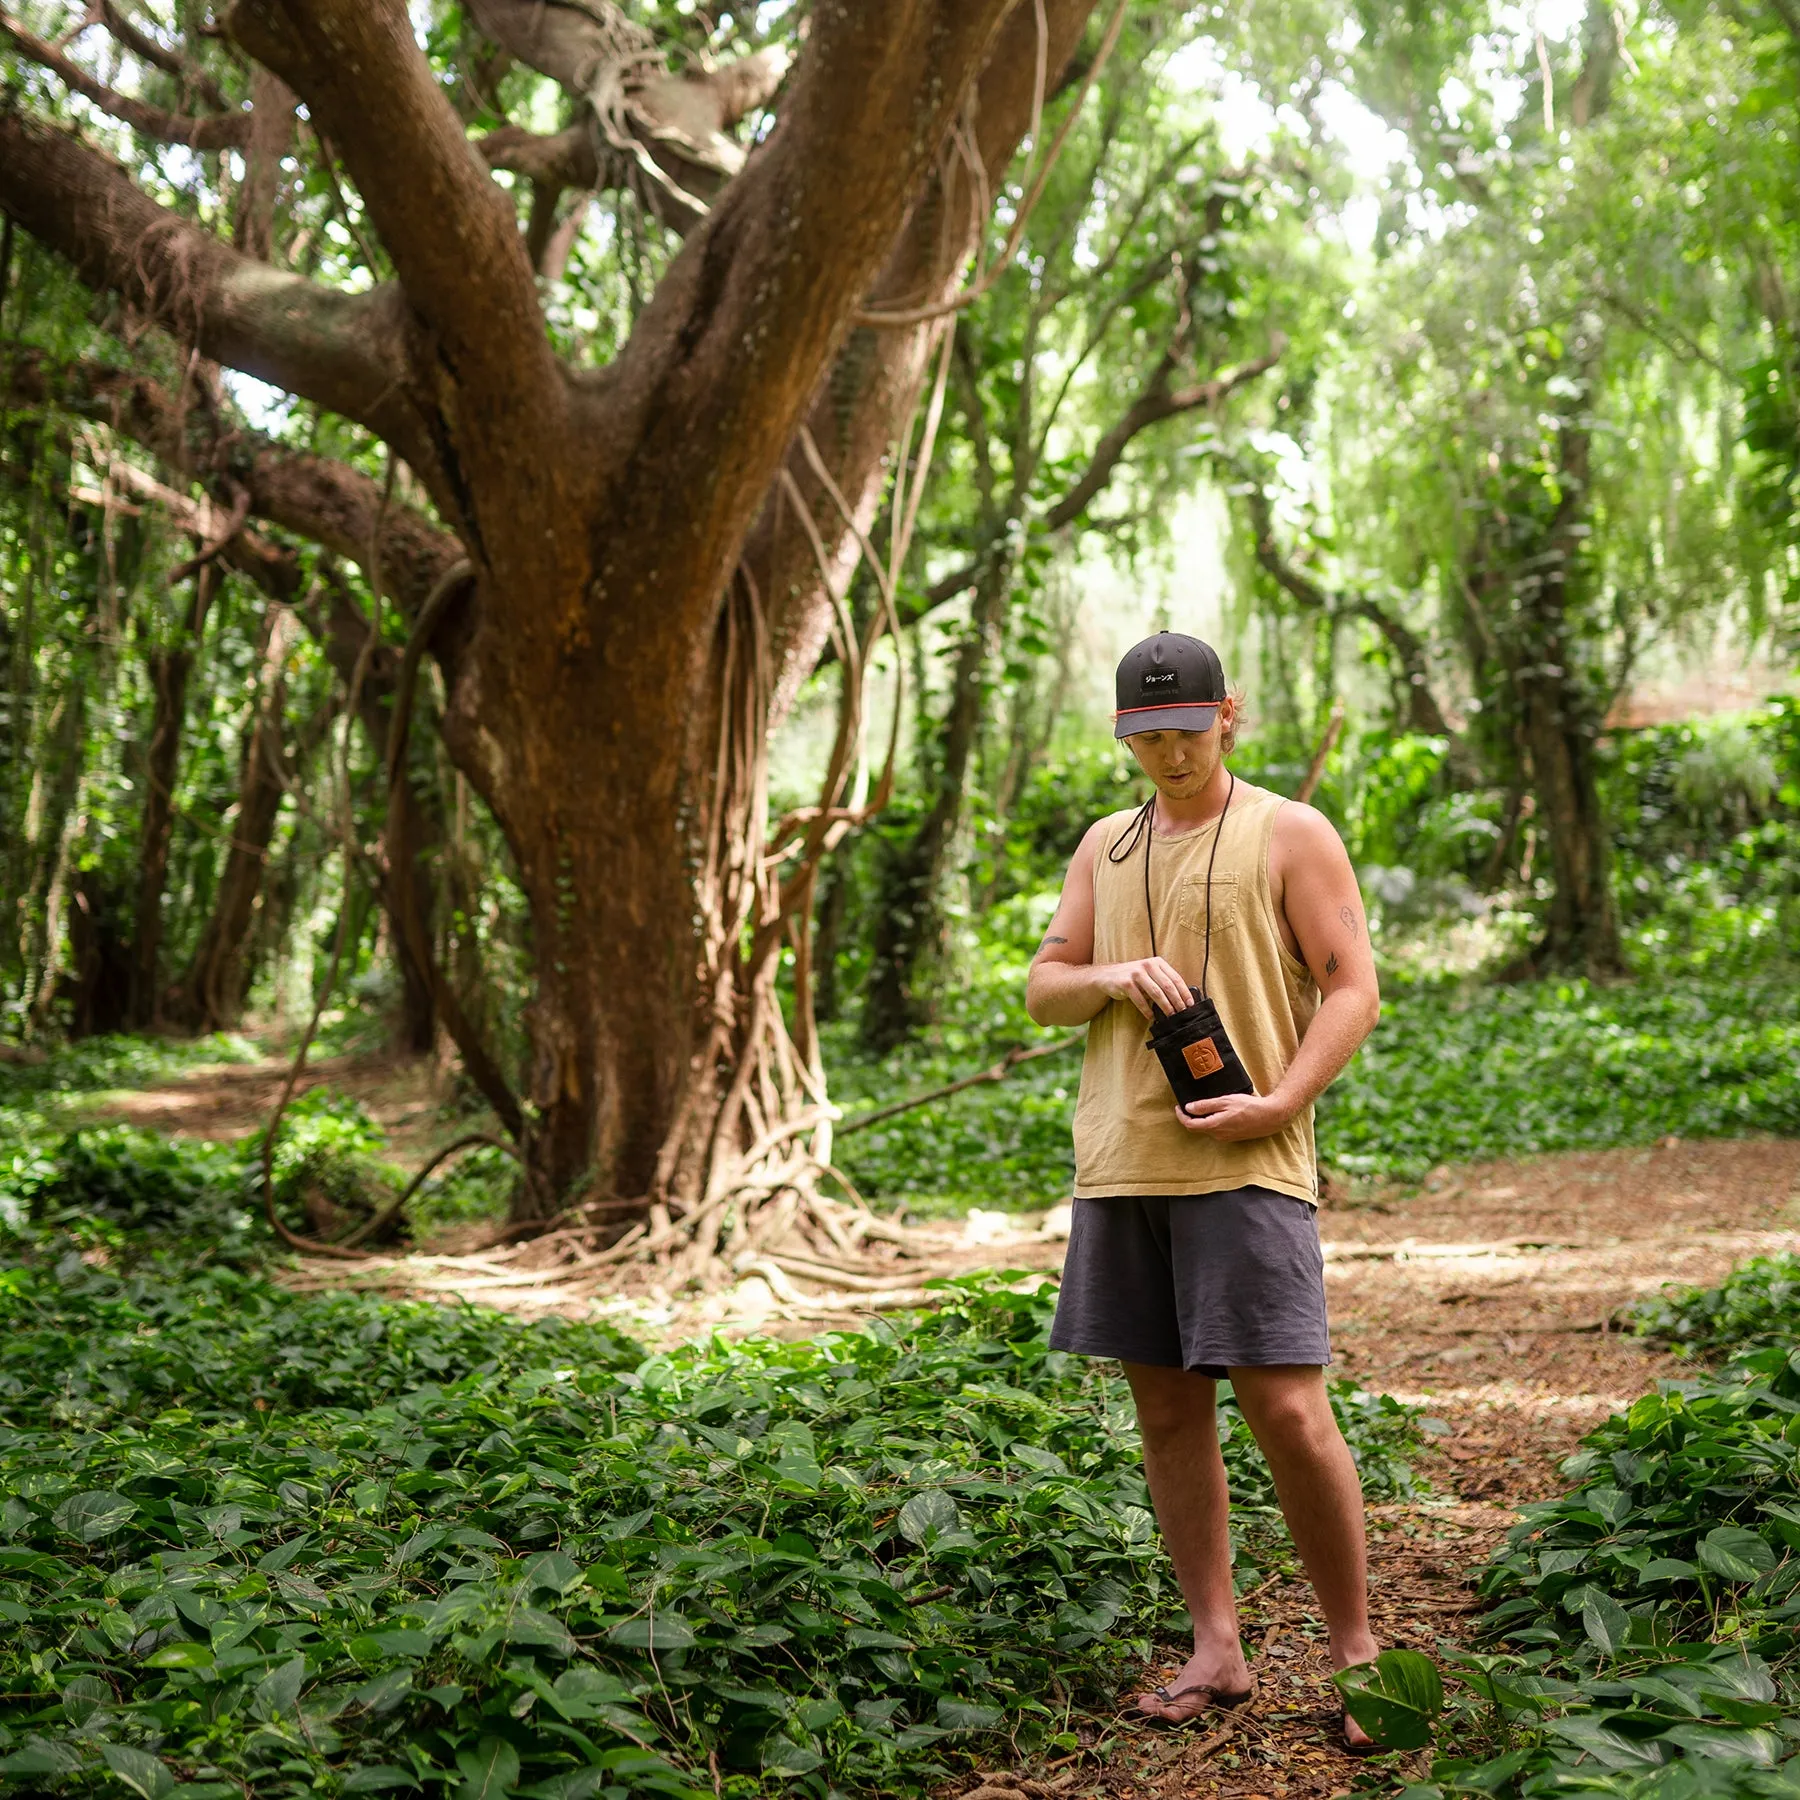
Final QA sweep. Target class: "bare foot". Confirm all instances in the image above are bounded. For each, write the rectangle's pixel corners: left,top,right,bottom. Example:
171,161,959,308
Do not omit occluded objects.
1135,1640,1254,1724
1333,1634,1381,1752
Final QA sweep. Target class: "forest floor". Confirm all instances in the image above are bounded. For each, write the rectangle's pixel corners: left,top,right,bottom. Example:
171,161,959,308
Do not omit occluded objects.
73,1058,1800,1799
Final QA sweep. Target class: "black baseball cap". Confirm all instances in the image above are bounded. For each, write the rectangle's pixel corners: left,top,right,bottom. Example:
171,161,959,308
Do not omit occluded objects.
1113,632,1227,739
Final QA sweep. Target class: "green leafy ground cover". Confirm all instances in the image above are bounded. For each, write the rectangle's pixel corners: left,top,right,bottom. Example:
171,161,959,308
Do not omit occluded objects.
830,969,1800,1212
1338,1257,1800,1800
0,1252,1421,1800
0,1052,501,1255
1632,1259,1800,1363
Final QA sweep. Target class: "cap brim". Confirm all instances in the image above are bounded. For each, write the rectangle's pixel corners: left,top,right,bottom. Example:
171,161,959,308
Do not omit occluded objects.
1113,702,1220,740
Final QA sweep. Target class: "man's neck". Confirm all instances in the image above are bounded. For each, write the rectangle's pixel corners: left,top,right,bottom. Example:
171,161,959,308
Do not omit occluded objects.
1152,764,1234,832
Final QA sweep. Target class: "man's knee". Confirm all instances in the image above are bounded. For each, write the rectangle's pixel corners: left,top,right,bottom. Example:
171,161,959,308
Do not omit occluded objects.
1124,1363,1213,1443
1235,1371,1336,1457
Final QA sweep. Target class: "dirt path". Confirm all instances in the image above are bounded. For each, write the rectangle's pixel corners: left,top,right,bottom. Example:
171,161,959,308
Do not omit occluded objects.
72,1050,462,1168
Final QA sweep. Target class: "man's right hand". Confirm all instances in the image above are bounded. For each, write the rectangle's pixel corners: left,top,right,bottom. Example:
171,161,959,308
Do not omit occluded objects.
1098,957,1194,1019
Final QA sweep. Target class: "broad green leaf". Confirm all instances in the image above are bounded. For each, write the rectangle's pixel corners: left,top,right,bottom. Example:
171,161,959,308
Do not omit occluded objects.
1585,1485,1632,1527
522,1551,582,1594
551,1668,635,1717
199,1504,242,1539
99,1743,175,1799
1707,1696,1785,1727
53,1490,136,1542
1662,1724,1783,1765
609,1614,696,1650
896,1489,961,1545
504,1606,577,1656
251,1653,305,1720
1697,1525,1776,1583
341,1769,422,1794
762,1744,824,1777
145,1640,215,1671
1008,1444,1068,1477
937,1698,1003,1730
1537,1548,1587,1579
1371,1649,1445,1715
0,1740,84,1776
60,1673,112,1724
1334,1652,1444,1751
1543,1715,1667,1769
455,1736,521,1800
846,1628,914,1650
1582,1589,1632,1654
351,1668,413,1714
1693,1655,1778,1705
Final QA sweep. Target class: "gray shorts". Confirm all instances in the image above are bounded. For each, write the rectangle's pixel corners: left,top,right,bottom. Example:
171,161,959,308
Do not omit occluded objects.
1048,1187,1331,1376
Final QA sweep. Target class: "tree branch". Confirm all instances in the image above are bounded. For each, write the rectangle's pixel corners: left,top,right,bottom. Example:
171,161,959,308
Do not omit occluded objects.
750,0,1104,716
84,0,230,110
469,1,790,231
227,0,564,493
4,353,462,621
1042,336,1285,532
1,7,250,147
479,123,598,191
0,111,419,451
1227,456,1457,742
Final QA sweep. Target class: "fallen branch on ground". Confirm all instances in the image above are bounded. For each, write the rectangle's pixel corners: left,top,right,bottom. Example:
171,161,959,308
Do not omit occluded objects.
837,1034,1082,1136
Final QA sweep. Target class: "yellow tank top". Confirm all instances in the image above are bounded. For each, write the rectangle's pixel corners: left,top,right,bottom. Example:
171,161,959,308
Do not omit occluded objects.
1071,781,1320,1204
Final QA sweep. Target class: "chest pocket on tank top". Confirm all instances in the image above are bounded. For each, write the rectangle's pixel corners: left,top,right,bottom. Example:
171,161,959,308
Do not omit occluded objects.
1175,869,1240,937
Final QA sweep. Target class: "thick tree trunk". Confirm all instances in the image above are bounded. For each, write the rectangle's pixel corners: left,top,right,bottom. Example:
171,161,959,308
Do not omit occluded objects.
1480,417,1623,977
1511,444,1621,973
451,588,747,1211
127,567,216,1028
862,541,1015,1050
175,605,296,1030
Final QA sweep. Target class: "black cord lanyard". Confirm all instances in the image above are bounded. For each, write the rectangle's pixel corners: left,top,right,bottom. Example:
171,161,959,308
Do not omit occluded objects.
1106,772,1236,997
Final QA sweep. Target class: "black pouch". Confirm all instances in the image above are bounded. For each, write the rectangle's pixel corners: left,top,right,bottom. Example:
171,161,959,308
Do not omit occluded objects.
1145,988,1256,1108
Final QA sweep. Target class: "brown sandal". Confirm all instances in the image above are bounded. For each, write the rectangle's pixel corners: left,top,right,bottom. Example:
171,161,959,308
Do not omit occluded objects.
1135,1680,1256,1728
1341,1709,1380,1756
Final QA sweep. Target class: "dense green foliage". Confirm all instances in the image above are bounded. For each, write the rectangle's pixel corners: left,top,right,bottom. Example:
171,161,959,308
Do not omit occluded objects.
1337,1345,1800,1796
1634,1260,1800,1362
0,1262,1420,1798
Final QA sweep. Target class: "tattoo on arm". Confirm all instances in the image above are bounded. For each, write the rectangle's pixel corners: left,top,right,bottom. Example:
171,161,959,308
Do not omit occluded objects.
1036,935,1068,956
1338,905,1360,938
1324,951,1339,977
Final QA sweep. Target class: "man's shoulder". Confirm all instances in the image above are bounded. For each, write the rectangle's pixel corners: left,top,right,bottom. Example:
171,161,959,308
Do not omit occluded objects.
1082,806,1143,845
1267,793,1352,879
1267,793,1341,837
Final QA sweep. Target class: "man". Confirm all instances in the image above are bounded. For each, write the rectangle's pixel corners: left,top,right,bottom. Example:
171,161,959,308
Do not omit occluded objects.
1026,630,1382,1744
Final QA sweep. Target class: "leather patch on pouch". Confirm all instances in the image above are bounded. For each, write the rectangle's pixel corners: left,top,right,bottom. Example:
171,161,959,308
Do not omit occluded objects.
1183,1037,1224,1078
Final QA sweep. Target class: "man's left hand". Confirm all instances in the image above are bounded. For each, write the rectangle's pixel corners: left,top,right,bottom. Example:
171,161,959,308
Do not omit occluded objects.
1175,1092,1295,1141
